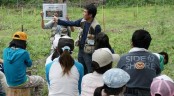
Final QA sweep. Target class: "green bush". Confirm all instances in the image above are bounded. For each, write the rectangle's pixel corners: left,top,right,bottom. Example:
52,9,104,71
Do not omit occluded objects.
0,0,43,5
1,0,173,6
106,0,174,6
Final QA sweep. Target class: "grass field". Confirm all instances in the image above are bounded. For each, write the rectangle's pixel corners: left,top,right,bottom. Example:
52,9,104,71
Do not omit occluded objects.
0,4,174,95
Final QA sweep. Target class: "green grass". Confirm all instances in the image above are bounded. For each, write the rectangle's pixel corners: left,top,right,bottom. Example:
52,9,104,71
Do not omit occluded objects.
1,5,174,95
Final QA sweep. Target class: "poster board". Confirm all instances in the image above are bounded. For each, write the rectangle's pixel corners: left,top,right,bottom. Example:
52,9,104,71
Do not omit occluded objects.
43,4,67,20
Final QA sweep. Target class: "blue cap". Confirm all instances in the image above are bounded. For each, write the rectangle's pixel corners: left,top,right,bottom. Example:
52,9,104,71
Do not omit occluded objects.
103,68,130,88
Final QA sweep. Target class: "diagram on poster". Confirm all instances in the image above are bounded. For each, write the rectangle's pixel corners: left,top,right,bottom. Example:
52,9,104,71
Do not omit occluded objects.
43,4,67,20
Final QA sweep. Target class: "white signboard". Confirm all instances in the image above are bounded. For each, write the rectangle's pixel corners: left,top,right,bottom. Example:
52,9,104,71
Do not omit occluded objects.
43,4,67,20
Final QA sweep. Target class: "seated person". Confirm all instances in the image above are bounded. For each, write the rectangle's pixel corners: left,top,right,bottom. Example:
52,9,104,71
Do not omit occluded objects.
3,31,44,96
150,74,174,96
0,58,6,95
45,35,70,65
159,51,168,65
95,32,115,53
154,51,169,71
117,29,161,96
45,37,84,96
0,58,4,72
81,48,120,96
0,71,7,96
94,68,130,96
153,53,165,71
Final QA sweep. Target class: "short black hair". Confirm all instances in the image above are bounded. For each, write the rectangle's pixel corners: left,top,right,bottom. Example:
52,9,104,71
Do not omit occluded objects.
159,51,169,64
51,49,59,61
94,85,125,96
132,29,152,49
92,61,112,74
95,32,112,50
104,84,125,95
84,4,97,18
9,39,27,49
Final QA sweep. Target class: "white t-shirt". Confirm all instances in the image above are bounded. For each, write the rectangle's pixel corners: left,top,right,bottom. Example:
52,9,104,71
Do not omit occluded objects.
81,71,104,96
46,59,84,96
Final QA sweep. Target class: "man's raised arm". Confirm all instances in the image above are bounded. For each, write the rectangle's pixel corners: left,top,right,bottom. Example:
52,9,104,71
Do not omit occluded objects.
53,16,82,27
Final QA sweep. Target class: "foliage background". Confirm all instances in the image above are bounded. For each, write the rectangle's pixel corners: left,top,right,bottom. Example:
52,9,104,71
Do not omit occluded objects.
1,0,174,6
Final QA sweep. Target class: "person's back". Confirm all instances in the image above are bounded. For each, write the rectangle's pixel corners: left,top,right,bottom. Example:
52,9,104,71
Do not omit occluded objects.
3,47,30,86
3,31,44,96
0,71,6,96
81,71,104,96
159,51,169,65
117,29,161,96
48,60,81,96
95,32,114,53
81,48,119,96
118,50,160,89
150,75,174,96
3,32,31,86
45,37,84,96
0,59,7,96
0,59,3,73
94,68,130,96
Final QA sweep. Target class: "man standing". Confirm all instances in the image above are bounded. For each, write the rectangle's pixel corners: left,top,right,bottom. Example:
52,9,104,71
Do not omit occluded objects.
117,29,161,96
53,4,101,74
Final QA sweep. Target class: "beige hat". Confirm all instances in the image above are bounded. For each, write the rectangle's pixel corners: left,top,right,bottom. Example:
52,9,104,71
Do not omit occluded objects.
92,48,120,67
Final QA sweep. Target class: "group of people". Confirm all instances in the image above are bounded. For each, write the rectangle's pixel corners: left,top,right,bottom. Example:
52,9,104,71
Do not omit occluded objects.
0,3,173,96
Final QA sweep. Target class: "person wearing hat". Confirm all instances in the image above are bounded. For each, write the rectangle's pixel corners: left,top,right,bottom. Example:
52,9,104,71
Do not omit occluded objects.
94,68,130,96
3,31,44,96
45,35,70,65
117,29,161,96
150,74,174,96
81,48,120,96
45,37,84,96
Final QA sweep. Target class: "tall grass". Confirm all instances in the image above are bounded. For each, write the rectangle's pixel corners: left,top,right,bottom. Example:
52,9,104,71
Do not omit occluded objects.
106,0,174,6
1,4,174,95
